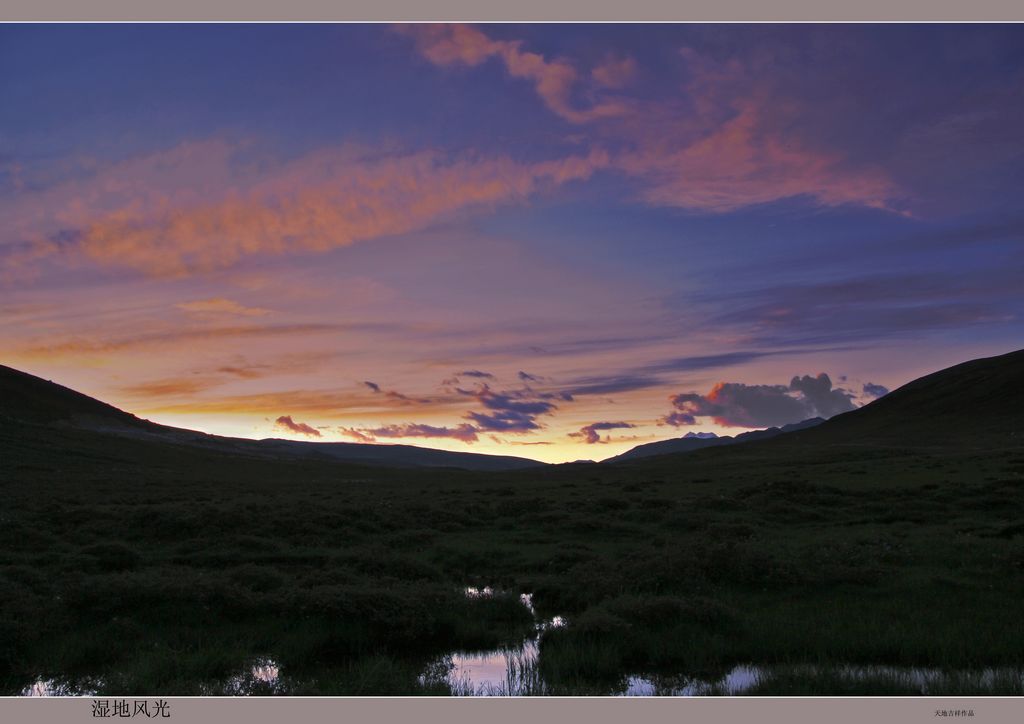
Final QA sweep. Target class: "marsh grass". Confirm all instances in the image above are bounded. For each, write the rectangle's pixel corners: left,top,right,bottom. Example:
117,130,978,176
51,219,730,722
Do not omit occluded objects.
740,666,1024,696
2,419,1023,694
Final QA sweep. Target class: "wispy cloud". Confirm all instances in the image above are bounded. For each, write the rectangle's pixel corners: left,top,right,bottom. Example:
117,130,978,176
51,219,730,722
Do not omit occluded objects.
457,369,495,379
700,271,1023,349
340,422,479,443
591,54,637,89
398,24,629,124
175,298,270,317
6,142,608,279
362,379,434,405
17,323,348,359
120,376,219,399
400,27,900,213
615,47,898,213
117,360,276,400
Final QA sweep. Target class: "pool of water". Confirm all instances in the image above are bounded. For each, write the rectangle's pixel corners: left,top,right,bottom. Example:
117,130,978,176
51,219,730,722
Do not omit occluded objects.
21,678,101,697
18,586,1024,696
424,587,1024,696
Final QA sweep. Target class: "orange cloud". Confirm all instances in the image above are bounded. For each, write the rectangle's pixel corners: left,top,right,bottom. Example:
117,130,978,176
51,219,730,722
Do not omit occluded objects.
116,360,277,400
28,146,607,278
139,387,467,417
17,323,344,359
399,24,628,124
175,298,270,317
119,377,217,398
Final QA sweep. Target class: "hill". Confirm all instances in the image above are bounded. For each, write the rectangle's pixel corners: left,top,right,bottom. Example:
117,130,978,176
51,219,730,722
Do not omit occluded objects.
770,348,1024,449
608,348,1024,472
0,364,544,472
2,350,1024,695
0,364,160,429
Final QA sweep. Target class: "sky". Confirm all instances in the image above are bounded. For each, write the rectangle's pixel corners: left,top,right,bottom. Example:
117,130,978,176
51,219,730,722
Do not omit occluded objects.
1,24,1023,463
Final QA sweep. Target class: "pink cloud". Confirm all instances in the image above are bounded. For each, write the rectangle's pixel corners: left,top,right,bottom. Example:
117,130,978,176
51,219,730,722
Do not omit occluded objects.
618,98,896,212
592,55,637,89
3,37,907,288
400,29,900,212
610,46,898,212
398,24,628,124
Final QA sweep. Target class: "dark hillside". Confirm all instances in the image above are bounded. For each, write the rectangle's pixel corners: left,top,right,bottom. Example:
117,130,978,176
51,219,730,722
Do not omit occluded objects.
0,364,158,429
0,364,543,471
779,348,1024,448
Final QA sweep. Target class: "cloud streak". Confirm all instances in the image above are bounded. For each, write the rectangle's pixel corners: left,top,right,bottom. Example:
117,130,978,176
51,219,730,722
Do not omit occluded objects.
17,323,350,359
10,143,608,278
341,422,479,443
175,298,270,317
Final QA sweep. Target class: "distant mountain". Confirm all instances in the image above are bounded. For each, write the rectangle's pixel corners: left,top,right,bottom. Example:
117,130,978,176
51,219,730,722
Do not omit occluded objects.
0,365,545,472
606,417,825,463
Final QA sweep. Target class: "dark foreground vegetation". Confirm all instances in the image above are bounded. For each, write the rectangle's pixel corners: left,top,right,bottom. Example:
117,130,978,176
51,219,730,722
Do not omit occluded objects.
1,350,1023,695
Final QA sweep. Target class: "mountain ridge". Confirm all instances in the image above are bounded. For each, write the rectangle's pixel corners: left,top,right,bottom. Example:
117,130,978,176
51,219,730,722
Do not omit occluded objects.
608,348,1024,468
3,347,1022,472
605,417,826,463
0,364,544,472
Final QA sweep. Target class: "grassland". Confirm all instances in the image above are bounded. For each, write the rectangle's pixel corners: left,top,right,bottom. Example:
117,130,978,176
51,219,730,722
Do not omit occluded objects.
2,408,1023,695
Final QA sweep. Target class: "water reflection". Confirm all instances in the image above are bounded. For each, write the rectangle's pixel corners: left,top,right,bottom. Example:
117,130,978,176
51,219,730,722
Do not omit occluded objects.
18,585,1024,696
20,678,99,697
425,588,565,695
220,657,284,695
626,665,1024,696
624,667,760,696
441,654,1024,697
428,587,1024,696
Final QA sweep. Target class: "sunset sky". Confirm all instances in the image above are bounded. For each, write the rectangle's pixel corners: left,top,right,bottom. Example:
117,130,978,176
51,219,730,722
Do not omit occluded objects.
2,24,1023,462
